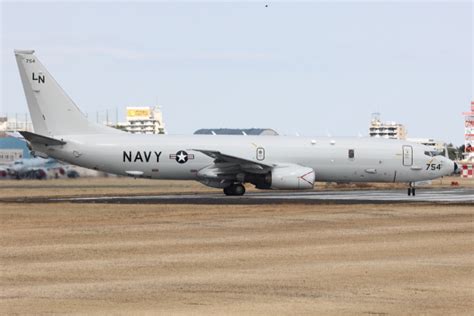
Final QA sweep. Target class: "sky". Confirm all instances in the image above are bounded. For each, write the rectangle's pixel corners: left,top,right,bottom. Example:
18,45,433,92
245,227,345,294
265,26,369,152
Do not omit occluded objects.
1,1,472,145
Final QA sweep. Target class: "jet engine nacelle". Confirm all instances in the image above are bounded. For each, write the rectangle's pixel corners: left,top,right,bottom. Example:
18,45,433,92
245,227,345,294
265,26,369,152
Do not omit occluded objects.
270,164,315,190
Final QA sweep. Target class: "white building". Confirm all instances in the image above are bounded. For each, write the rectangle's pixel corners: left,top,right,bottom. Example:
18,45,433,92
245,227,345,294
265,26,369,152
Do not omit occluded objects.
115,107,166,135
0,149,24,165
369,113,407,140
0,116,34,135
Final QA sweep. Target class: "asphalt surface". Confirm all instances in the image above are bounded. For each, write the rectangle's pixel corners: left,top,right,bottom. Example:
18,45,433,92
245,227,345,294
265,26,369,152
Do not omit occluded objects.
43,188,474,205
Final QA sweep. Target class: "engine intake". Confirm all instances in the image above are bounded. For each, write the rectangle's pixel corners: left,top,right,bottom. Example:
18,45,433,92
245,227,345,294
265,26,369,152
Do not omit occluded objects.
270,164,315,190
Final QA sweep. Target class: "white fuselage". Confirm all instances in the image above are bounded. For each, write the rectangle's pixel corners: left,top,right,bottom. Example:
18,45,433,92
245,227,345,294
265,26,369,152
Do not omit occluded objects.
13,49,456,193
33,133,454,184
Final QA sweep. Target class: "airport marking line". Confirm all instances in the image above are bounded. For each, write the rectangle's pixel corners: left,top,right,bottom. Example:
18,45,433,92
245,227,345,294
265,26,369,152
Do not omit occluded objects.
41,188,474,204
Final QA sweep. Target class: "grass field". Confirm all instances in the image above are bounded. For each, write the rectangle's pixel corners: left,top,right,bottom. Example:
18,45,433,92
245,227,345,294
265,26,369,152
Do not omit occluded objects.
1,178,473,315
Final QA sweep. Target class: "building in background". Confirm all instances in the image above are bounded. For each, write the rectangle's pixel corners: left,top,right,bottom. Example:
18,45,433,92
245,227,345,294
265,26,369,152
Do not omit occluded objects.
0,136,31,165
114,106,166,135
369,113,449,155
0,115,33,165
194,128,279,136
369,113,407,140
0,115,34,136
1,107,166,136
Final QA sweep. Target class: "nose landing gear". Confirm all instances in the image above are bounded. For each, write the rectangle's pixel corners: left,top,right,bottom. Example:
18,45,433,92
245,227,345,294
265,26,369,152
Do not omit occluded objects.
407,182,416,196
224,183,246,196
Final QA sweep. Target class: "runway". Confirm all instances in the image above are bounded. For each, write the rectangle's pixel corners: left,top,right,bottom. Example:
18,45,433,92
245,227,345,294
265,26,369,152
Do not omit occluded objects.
48,187,474,205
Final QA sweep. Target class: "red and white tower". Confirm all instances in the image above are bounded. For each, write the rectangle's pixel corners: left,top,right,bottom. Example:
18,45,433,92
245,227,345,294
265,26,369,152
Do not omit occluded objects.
462,101,474,161
460,102,474,178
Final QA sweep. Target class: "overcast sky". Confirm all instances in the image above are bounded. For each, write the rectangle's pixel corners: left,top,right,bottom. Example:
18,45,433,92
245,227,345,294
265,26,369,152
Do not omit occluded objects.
1,1,472,144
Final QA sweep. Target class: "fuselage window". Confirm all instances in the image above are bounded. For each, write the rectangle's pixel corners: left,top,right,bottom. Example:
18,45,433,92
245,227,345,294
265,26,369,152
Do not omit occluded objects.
348,149,355,159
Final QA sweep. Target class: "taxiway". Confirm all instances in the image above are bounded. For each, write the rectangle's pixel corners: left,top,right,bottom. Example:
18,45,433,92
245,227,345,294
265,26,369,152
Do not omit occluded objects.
45,188,474,204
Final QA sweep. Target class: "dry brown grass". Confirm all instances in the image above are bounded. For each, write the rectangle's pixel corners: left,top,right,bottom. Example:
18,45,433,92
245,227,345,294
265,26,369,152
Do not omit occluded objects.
1,200,473,315
1,178,473,314
0,178,213,199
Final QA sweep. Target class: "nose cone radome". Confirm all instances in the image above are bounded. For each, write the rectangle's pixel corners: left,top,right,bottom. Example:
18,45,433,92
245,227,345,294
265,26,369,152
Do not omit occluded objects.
444,158,456,176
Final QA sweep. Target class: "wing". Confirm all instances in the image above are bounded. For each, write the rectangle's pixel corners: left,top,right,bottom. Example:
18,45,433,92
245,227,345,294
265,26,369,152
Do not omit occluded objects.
192,149,273,188
192,149,272,173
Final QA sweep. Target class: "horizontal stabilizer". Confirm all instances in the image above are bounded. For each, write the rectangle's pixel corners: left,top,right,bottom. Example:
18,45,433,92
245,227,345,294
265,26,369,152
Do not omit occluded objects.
19,131,66,146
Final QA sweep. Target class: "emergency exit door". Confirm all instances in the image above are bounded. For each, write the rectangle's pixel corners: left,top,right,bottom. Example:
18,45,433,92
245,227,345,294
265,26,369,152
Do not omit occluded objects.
402,145,413,166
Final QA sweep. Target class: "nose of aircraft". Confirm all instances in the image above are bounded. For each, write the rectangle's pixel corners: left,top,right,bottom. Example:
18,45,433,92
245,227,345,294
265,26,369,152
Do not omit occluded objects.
443,157,456,176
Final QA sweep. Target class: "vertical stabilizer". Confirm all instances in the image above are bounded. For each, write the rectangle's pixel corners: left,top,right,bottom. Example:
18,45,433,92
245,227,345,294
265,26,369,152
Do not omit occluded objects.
14,49,121,136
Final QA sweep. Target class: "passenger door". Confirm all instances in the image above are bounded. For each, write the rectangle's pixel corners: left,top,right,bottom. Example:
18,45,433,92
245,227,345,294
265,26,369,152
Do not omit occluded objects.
402,145,413,166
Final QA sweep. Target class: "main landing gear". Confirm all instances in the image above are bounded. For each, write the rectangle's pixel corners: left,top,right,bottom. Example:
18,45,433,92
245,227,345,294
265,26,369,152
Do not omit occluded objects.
407,182,416,196
224,183,246,196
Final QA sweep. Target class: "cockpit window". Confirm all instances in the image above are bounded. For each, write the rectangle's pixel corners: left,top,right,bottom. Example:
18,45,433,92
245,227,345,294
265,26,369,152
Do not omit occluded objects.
424,151,441,157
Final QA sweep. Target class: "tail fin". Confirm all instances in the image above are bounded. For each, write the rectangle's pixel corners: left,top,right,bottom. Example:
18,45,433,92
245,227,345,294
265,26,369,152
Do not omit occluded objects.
14,49,121,137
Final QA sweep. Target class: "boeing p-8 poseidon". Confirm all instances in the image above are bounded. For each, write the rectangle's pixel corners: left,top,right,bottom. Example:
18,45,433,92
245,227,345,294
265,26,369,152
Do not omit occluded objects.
14,50,456,196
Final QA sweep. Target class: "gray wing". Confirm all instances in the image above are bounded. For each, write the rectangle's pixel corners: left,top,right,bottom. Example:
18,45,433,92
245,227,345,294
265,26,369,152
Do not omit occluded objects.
191,149,273,188
192,149,272,174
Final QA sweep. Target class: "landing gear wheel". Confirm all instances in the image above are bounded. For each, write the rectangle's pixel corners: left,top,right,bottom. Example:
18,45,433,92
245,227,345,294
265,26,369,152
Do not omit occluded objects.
407,187,416,196
233,184,245,196
223,183,246,196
